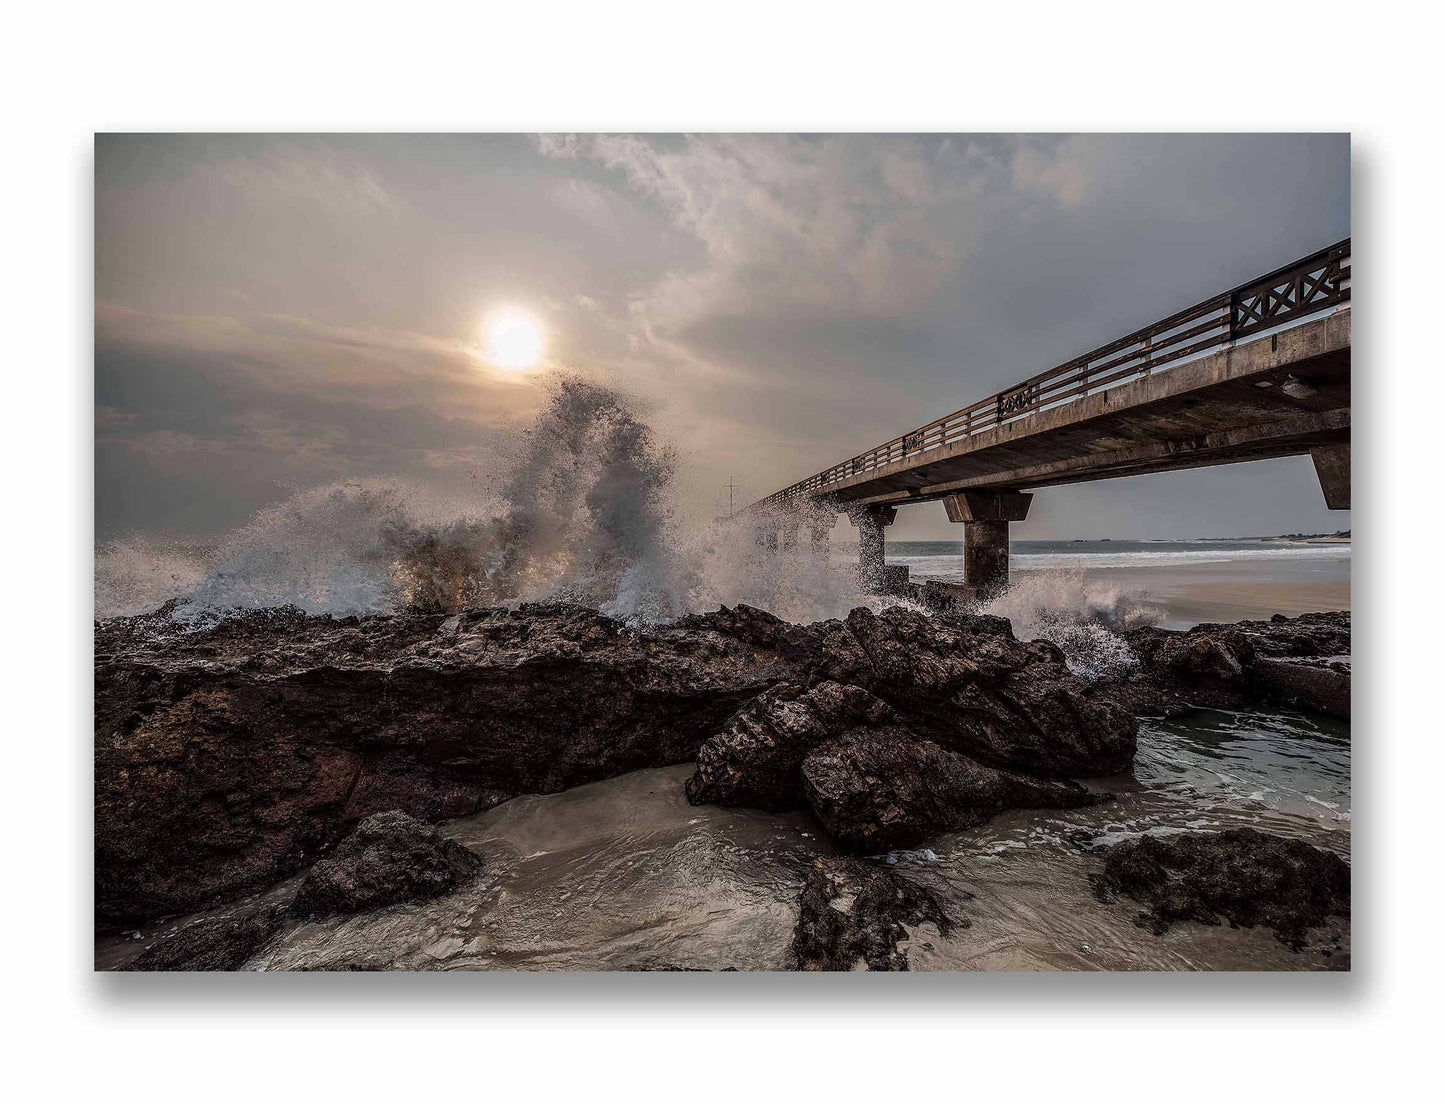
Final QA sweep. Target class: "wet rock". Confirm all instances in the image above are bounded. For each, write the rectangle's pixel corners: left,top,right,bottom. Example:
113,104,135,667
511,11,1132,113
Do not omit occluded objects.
1091,827,1350,950
791,856,959,971
1105,611,1350,718
684,680,897,811
841,607,1137,777
119,903,290,971
95,602,797,921
800,730,1106,851
1253,657,1350,720
292,811,483,917
97,601,1136,922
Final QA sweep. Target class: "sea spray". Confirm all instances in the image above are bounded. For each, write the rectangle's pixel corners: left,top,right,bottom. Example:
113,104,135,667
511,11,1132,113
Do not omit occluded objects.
94,537,217,619
96,378,686,623
97,376,1144,646
979,568,1162,680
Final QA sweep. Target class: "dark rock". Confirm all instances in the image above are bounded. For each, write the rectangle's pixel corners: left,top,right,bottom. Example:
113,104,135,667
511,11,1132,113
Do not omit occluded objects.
1253,657,1350,720
97,601,1135,921
292,811,483,916
791,856,959,971
684,680,896,811
800,730,1106,851
840,607,1137,777
1103,611,1350,718
1091,828,1350,950
95,602,798,921
119,903,290,971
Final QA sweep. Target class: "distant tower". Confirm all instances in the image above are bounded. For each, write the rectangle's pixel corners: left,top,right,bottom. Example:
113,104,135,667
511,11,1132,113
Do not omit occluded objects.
714,477,739,525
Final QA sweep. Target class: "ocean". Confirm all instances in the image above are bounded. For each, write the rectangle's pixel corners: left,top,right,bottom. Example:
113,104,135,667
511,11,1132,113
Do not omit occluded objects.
882,537,1351,630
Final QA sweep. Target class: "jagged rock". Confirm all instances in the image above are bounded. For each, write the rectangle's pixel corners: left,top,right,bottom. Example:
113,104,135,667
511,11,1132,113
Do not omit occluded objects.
293,811,483,916
800,730,1106,851
1091,827,1350,950
1104,611,1350,717
684,680,897,811
839,607,1137,777
119,903,290,971
95,601,1135,922
95,602,796,921
791,856,958,971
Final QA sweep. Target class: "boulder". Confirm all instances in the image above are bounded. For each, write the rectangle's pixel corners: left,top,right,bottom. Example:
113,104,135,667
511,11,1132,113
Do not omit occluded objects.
791,857,958,970
119,903,290,972
1091,827,1350,950
292,811,483,917
684,680,896,811
840,607,1137,776
800,730,1106,851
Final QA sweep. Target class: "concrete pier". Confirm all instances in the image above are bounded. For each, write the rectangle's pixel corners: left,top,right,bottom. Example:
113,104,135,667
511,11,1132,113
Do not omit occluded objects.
847,504,897,589
1310,442,1350,510
942,491,1032,597
808,521,831,557
736,243,1351,600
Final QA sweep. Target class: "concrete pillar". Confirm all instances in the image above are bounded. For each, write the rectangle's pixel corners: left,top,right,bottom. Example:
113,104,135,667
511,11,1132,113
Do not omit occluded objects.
941,491,1033,597
1310,443,1350,510
808,520,833,557
846,505,896,587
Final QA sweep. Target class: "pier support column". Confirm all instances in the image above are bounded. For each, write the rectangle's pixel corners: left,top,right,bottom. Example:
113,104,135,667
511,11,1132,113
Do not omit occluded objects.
753,521,779,554
846,505,897,589
941,491,1033,597
1310,443,1350,510
808,519,833,559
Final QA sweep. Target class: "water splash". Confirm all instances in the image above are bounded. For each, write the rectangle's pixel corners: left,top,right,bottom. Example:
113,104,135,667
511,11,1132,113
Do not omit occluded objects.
96,377,1161,647
980,568,1164,680
97,378,689,624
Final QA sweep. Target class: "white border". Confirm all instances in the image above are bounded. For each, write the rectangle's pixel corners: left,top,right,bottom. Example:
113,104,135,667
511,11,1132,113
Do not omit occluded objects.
6,0,1438,1096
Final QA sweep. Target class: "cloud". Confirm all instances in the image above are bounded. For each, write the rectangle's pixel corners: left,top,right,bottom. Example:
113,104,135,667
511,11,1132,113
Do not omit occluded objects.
204,142,399,214
97,133,1350,541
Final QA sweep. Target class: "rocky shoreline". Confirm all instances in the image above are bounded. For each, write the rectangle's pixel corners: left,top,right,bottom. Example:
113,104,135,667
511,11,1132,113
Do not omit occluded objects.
95,602,1351,969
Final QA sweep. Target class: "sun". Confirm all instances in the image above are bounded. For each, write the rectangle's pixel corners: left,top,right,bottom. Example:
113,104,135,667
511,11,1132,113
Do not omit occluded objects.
482,308,544,371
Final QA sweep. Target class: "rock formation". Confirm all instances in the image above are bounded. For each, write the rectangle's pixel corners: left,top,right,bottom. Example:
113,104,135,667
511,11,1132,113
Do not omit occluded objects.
1101,611,1350,719
119,903,290,972
1091,827,1350,950
96,601,1347,928
293,811,484,917
800,730,1104,851
790,856,957,970
685,607,1132,849
95,601,1136,922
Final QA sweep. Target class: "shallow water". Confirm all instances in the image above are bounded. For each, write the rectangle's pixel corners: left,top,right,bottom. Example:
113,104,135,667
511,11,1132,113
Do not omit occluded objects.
902,708,1350,971
112,706,1345,973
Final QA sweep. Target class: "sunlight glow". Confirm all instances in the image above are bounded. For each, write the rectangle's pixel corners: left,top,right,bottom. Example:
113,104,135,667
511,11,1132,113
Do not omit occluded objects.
482,308,544,371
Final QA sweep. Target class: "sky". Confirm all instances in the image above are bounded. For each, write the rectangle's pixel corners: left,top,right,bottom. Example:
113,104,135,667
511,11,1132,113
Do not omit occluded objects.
95,133,1350,542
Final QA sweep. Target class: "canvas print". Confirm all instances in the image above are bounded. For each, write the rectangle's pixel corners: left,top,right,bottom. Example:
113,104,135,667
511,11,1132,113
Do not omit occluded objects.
95,134,1350,972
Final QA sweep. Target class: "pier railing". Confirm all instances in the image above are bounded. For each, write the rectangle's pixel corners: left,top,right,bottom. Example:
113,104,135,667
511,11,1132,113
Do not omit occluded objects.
756,239,1350,509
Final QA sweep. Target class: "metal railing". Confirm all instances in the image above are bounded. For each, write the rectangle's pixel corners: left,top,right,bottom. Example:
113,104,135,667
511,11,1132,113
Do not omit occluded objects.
755,238,1350,509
